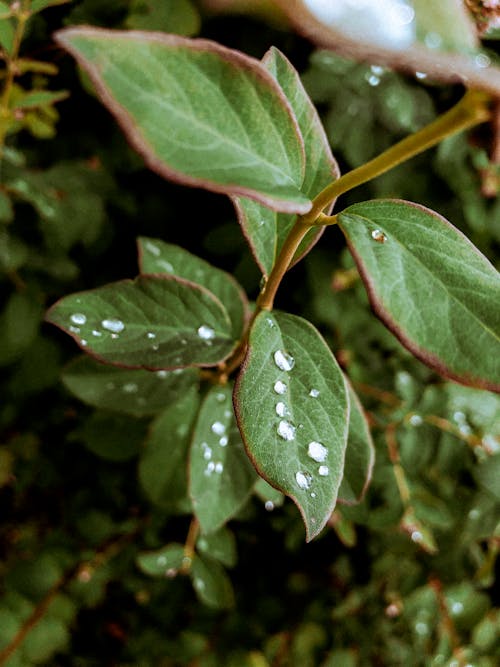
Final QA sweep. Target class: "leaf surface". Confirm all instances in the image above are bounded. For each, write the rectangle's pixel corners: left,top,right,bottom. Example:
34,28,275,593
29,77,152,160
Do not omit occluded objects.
189,383,256,534
138,237,248,339
234,47,338,276
46,275,236,370
190,555,234,609
55,27,310,213
234,311,349,541
136,543,185,576
338,200,500,392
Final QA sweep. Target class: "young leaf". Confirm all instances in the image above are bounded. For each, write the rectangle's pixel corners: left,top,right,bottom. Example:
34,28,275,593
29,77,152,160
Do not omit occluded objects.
139,385,200,508
138,237,249,339
54,28,311,214
338,382,375,505
136,543,186,576
189,383,256,534
46,275,236,370
338,200,500,392
234,311,349,541
234,47,339,277
190,555,234,609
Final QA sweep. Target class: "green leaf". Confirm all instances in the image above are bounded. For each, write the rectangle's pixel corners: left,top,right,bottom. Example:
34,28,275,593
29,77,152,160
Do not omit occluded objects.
136,543,186,576
126,0,200,37
338,200,500,392
138,237,248,339
234,311,349,541
196,527,237,568
139,386,200,507
190,554,234,609
189,383,256,534
62,356,199,417
55,28,310,214
412,0,477,52
74,411,147,461
13,90,69,110
0,292,42,367
31,0,71,12
46,275,237,370
474,454,500,501
338,382,375,505
0,17,14,54
234,47,338,277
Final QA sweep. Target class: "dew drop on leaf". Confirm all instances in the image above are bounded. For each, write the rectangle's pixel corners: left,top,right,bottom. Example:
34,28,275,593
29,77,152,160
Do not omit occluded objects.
273,380,287,395
147,332,156,339
265,500,274,511
275,401,289,417
211,421,225,436
102,318,125,333
215,392,226,402
123,382,138,393
318,465,329,476
219,436,228,447
274,349,295,372
277,420,296,441
157,555,167,566
197,324,215,341
295,471,312,490
307,441,328,462
91,330,102,337
69,326,80,334
371,229,387,243
70,313,87,325
81,339,88,347
215,462,224,474
144,241,160,256
309,388,320,398
156,370,168,379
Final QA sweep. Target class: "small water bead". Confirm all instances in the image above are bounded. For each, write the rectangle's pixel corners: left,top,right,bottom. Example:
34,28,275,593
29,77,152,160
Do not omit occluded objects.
203,447,212,461
274,380,287,395
102,318,125,334
156,370,168,379
482,434,500,454
309,388,320,398
157,555,167,566
318,466,329,476
275,402,289,418
451,601,464,615
81,339,88,347
366,73,380,86
205,461,215,476
264,500,274,511
157,259,174,273
145,241,160,256
277,420,296,441
311,492,316,498
152,344,159,351
475,53,490,69
307,441,328,463
265,317,275,327
424,31,443,49
69,326,80,334
224,410,232,418
91,330,102,337
415,71,427,80
70,313,87,325
211,421,225,436
215,392,226,403
415,622,429,636
111,333,119,340
371,229,387,243
197,325,215,341
409,414,423,427
123,383,138,393
411,530,423,543
215,462,224,474
295,471,312,490
147,332,156,339
274,349,295,372
219,436,228,447
194,578,205,591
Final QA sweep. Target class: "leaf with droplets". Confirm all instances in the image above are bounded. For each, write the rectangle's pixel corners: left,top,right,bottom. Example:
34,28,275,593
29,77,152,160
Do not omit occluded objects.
54,27,310,214
139,385,200,508
233,47,339,277
338,382,375,505
62,356,199,417
46,275,237,370
338,200,500,392
136,543,186,576
189,383,257,534
138,237,248,339
234,311,349,541
190,554,234,609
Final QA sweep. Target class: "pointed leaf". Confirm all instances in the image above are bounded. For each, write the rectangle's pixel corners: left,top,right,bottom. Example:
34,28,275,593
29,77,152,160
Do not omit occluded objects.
62,356,198,416
136,543,185,576
55,27,310,213
338,382,375,505
139,385,200,507
13,90,69,110
234,47,339,277
338,200,500,392
189,383,256,534
234,311,349,541
190,554,234,609
46,274,236,370
138,237,248,339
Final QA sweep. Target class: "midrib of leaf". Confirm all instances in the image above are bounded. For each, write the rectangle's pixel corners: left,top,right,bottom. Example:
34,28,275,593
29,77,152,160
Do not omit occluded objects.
343,212,500,344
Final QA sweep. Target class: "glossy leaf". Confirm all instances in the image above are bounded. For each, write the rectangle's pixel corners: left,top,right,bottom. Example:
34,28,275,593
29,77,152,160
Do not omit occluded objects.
136,543,185,576
46,275,236,370
234,311,349,541
62,357,199,418
338,382,375,505
138,237,248,339
189,383,256,534
139,385,200,508
55,28,311,214
190,555,234,609
338,200,500,392
234,47,338,277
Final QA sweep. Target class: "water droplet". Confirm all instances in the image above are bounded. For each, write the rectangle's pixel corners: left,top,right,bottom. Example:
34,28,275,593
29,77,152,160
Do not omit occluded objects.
224,410,231,418
310,492,316,498
194,578,205,590
307,441,328,463
123,383,138,393
318,465,329,476
275,401,289,418
69,326,80,334
145,241,160,256
203,447,212,460
147,332,156,339
274,349,295,372
204,461,215,476
219,436,228,447
424,32,442,49
211,421,225,436
371,229,387,243
215,392,226,402
309,388,320,398
295,471,312,490
156,370,168,379
152,344,159,351
157,259,174,273
482,434,500,454
102,318,125,334
157,555,167,566
475,53,490,69
468,508,480,520
265,500,274,511
197,324,215,341
215,462,224,474
111,333,119,340
81,339,88,347
277,420,296,441
451,601,464,615
273,380,287,395
415,621,429,636
70,313,87,325
366,73,380,86
415,71,427,80
266,317,275,327
371,65,384,75
411,530,423,543
91,330,102,337
409,414,423,427
258,219,265,227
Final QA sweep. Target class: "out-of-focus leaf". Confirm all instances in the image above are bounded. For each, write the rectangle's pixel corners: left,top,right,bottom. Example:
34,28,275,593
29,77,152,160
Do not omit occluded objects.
190,554,235,609
196,527,237,567
0,292,43,366
136,543,185,576
126,0,200,36
474,454,500,501
74,411,147,461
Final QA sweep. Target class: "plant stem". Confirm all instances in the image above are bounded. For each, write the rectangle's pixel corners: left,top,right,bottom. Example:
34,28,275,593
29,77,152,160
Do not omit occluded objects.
256,89,492,311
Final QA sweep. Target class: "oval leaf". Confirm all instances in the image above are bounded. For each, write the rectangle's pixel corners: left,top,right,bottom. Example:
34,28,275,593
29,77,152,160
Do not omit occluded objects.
190,554,234,609
338,200,500,392
62,356,198,416
54,27,310,214
46,274,236,370
136,543,186,576
138,237,249,339
189,383,256,534
234,47,339,277
234,311,349,541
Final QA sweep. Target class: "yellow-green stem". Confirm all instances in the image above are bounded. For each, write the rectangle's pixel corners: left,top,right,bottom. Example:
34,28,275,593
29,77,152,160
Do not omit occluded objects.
256,89,492,311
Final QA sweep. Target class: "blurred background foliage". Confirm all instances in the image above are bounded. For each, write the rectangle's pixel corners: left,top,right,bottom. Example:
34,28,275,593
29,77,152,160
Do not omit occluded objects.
0,1,499,665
